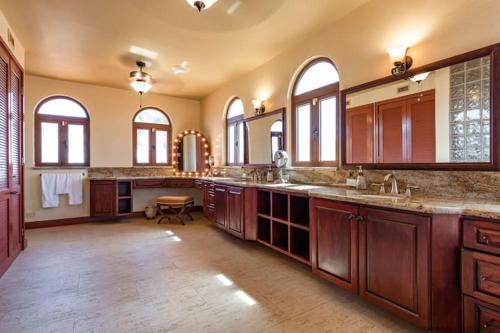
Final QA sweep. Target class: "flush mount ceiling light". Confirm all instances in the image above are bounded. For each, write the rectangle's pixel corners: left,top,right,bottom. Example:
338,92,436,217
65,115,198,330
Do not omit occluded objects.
172,61,190,75
186,0,218,12
129,61,152,94
387,46,413,77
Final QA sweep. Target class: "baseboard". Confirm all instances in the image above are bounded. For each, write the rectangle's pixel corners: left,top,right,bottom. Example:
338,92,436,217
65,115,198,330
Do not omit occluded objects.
25,216,111,229
25,205,203,229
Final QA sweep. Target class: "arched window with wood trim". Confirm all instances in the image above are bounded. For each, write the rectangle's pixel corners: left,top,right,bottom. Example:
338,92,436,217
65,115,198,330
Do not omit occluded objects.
226,98,245,165
35,96,90,166
291,58,339,166
133,107,172,166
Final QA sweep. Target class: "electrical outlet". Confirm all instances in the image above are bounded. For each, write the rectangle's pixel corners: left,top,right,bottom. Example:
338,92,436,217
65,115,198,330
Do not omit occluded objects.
26,212,35,219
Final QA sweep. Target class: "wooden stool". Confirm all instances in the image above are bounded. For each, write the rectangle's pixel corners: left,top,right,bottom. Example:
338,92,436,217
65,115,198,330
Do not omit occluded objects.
156,195,194,225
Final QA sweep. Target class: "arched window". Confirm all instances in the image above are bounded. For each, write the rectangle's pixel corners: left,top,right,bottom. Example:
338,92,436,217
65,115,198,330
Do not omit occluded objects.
133,107,172,166
35,96,90,166
292,58,339,166
226,98,245,165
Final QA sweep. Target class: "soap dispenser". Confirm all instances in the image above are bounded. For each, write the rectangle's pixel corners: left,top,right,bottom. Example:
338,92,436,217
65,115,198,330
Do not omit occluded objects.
356,166,367,190
266,167,274,183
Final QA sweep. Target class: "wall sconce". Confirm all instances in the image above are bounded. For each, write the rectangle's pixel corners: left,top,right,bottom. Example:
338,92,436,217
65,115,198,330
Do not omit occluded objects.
388,46,413,76
409,72,430,84
252,99,265,115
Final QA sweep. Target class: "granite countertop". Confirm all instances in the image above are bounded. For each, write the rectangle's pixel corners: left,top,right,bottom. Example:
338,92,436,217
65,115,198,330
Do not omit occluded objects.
89,175,500,219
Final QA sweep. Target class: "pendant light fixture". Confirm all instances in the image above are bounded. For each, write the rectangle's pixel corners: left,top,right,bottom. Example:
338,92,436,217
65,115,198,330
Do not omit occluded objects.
186,0,218,12
129,61,152,94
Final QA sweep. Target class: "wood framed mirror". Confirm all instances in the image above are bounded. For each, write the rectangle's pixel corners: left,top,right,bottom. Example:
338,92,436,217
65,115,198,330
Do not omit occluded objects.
172,129,210,176
340,43,500,170
244,107,286,166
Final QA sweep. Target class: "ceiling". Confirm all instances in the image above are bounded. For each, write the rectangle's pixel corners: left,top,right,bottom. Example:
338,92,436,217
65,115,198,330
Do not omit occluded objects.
0,0,369,99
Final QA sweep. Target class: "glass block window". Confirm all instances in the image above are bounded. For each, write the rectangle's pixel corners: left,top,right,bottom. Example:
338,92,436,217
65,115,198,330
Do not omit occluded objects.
449,56,490,162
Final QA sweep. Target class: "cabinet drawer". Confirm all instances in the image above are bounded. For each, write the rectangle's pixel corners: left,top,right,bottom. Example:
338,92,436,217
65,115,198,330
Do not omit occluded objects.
464,295,500,333
194,180,204,189
207,192,215,205
165,179,194,188
463,249,500,306
133,179,165,188
464,219,500,255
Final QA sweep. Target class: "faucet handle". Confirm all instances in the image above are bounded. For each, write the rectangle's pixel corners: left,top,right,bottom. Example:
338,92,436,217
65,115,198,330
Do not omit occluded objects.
370,183,385,194
405,184,420,197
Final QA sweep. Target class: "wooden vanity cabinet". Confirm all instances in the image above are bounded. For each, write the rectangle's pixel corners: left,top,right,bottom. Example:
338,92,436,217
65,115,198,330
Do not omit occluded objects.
310,198,358,293
358,207,431,329
90,180,117,217
211,184,246,239
462,218,500,333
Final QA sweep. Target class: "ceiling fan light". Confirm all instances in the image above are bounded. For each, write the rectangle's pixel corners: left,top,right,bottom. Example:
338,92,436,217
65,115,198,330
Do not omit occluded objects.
130,80,152,94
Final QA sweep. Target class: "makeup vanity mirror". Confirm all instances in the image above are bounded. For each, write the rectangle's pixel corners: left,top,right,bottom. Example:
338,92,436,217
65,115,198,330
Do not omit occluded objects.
245,108,286,165
341,44,500,170
173,130,210,176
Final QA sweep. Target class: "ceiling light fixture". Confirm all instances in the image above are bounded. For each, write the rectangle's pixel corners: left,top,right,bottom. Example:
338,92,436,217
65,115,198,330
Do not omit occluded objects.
172,61,190,75
129,61,152,94
186,0,218,12
387,46,413,77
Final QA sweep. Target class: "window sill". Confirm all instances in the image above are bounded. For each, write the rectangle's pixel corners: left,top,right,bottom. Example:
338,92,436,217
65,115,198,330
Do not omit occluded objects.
32,166,89,170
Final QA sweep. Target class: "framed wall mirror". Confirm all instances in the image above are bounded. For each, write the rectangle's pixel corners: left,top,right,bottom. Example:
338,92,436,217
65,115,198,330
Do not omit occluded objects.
245,108,286,166
173,130,210,176
341,44,500,170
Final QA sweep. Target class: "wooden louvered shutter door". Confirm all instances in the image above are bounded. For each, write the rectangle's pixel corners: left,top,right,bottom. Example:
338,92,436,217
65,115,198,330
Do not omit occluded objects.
0,45,10,267
9,59,22,255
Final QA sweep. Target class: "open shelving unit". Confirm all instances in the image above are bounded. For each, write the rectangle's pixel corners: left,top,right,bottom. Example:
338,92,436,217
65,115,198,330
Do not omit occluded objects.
117,180,133,215
256,189,311,265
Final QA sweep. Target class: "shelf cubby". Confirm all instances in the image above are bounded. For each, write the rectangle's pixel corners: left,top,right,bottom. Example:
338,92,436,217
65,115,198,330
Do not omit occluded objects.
290,195,310,227
290,227,310,261
257,216,271,244
272,192,288,221
257,190,271,216
272,221,289,252
118,198,132,215
118,181,132,197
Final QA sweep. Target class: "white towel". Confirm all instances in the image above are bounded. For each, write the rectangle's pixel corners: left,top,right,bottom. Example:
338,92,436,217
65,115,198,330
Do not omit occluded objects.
56,173,83,206
41,174,59,208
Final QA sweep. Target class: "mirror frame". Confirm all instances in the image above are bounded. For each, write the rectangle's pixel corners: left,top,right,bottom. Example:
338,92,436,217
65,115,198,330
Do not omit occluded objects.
340,43,500,171
172,129,211,176
244,107,287,167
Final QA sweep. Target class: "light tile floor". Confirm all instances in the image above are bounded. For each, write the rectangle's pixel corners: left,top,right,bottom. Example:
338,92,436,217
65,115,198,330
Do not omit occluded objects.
0,215,426,333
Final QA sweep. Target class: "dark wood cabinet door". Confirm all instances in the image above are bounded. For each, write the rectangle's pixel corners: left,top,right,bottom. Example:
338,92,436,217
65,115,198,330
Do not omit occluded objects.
214,185,227,230
464,296,500,333
227,186,244,239
407,91,436,163
376,99,406,163
310,198,358,293
9,60,22,256
359,207,430,329
90,180,117,217
0,47,14,276
346,104,374,164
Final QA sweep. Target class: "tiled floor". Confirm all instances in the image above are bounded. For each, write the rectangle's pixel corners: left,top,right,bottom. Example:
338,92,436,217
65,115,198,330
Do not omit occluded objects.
0,215,426,333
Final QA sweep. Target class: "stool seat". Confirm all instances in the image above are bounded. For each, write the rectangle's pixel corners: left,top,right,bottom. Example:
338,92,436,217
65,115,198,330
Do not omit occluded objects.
157,195,193,205
156,195,194,225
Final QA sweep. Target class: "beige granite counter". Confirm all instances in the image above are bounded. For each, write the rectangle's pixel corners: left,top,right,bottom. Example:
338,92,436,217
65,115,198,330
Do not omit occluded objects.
88,175,500,220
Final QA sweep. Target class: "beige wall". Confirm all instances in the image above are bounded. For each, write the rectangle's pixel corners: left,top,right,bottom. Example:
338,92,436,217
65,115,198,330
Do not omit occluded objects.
201,0,500,166
25,75,201,222
0,9,24,67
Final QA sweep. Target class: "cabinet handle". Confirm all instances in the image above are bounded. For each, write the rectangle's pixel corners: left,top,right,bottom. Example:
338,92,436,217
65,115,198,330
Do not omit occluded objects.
481,276,500,285
480,234,500,247
355,216,364,222
347,214,355,221
483,320,500,329
9,191,18,195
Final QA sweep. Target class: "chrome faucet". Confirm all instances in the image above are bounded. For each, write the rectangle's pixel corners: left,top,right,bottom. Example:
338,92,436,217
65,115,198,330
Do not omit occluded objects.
384,173,399,194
